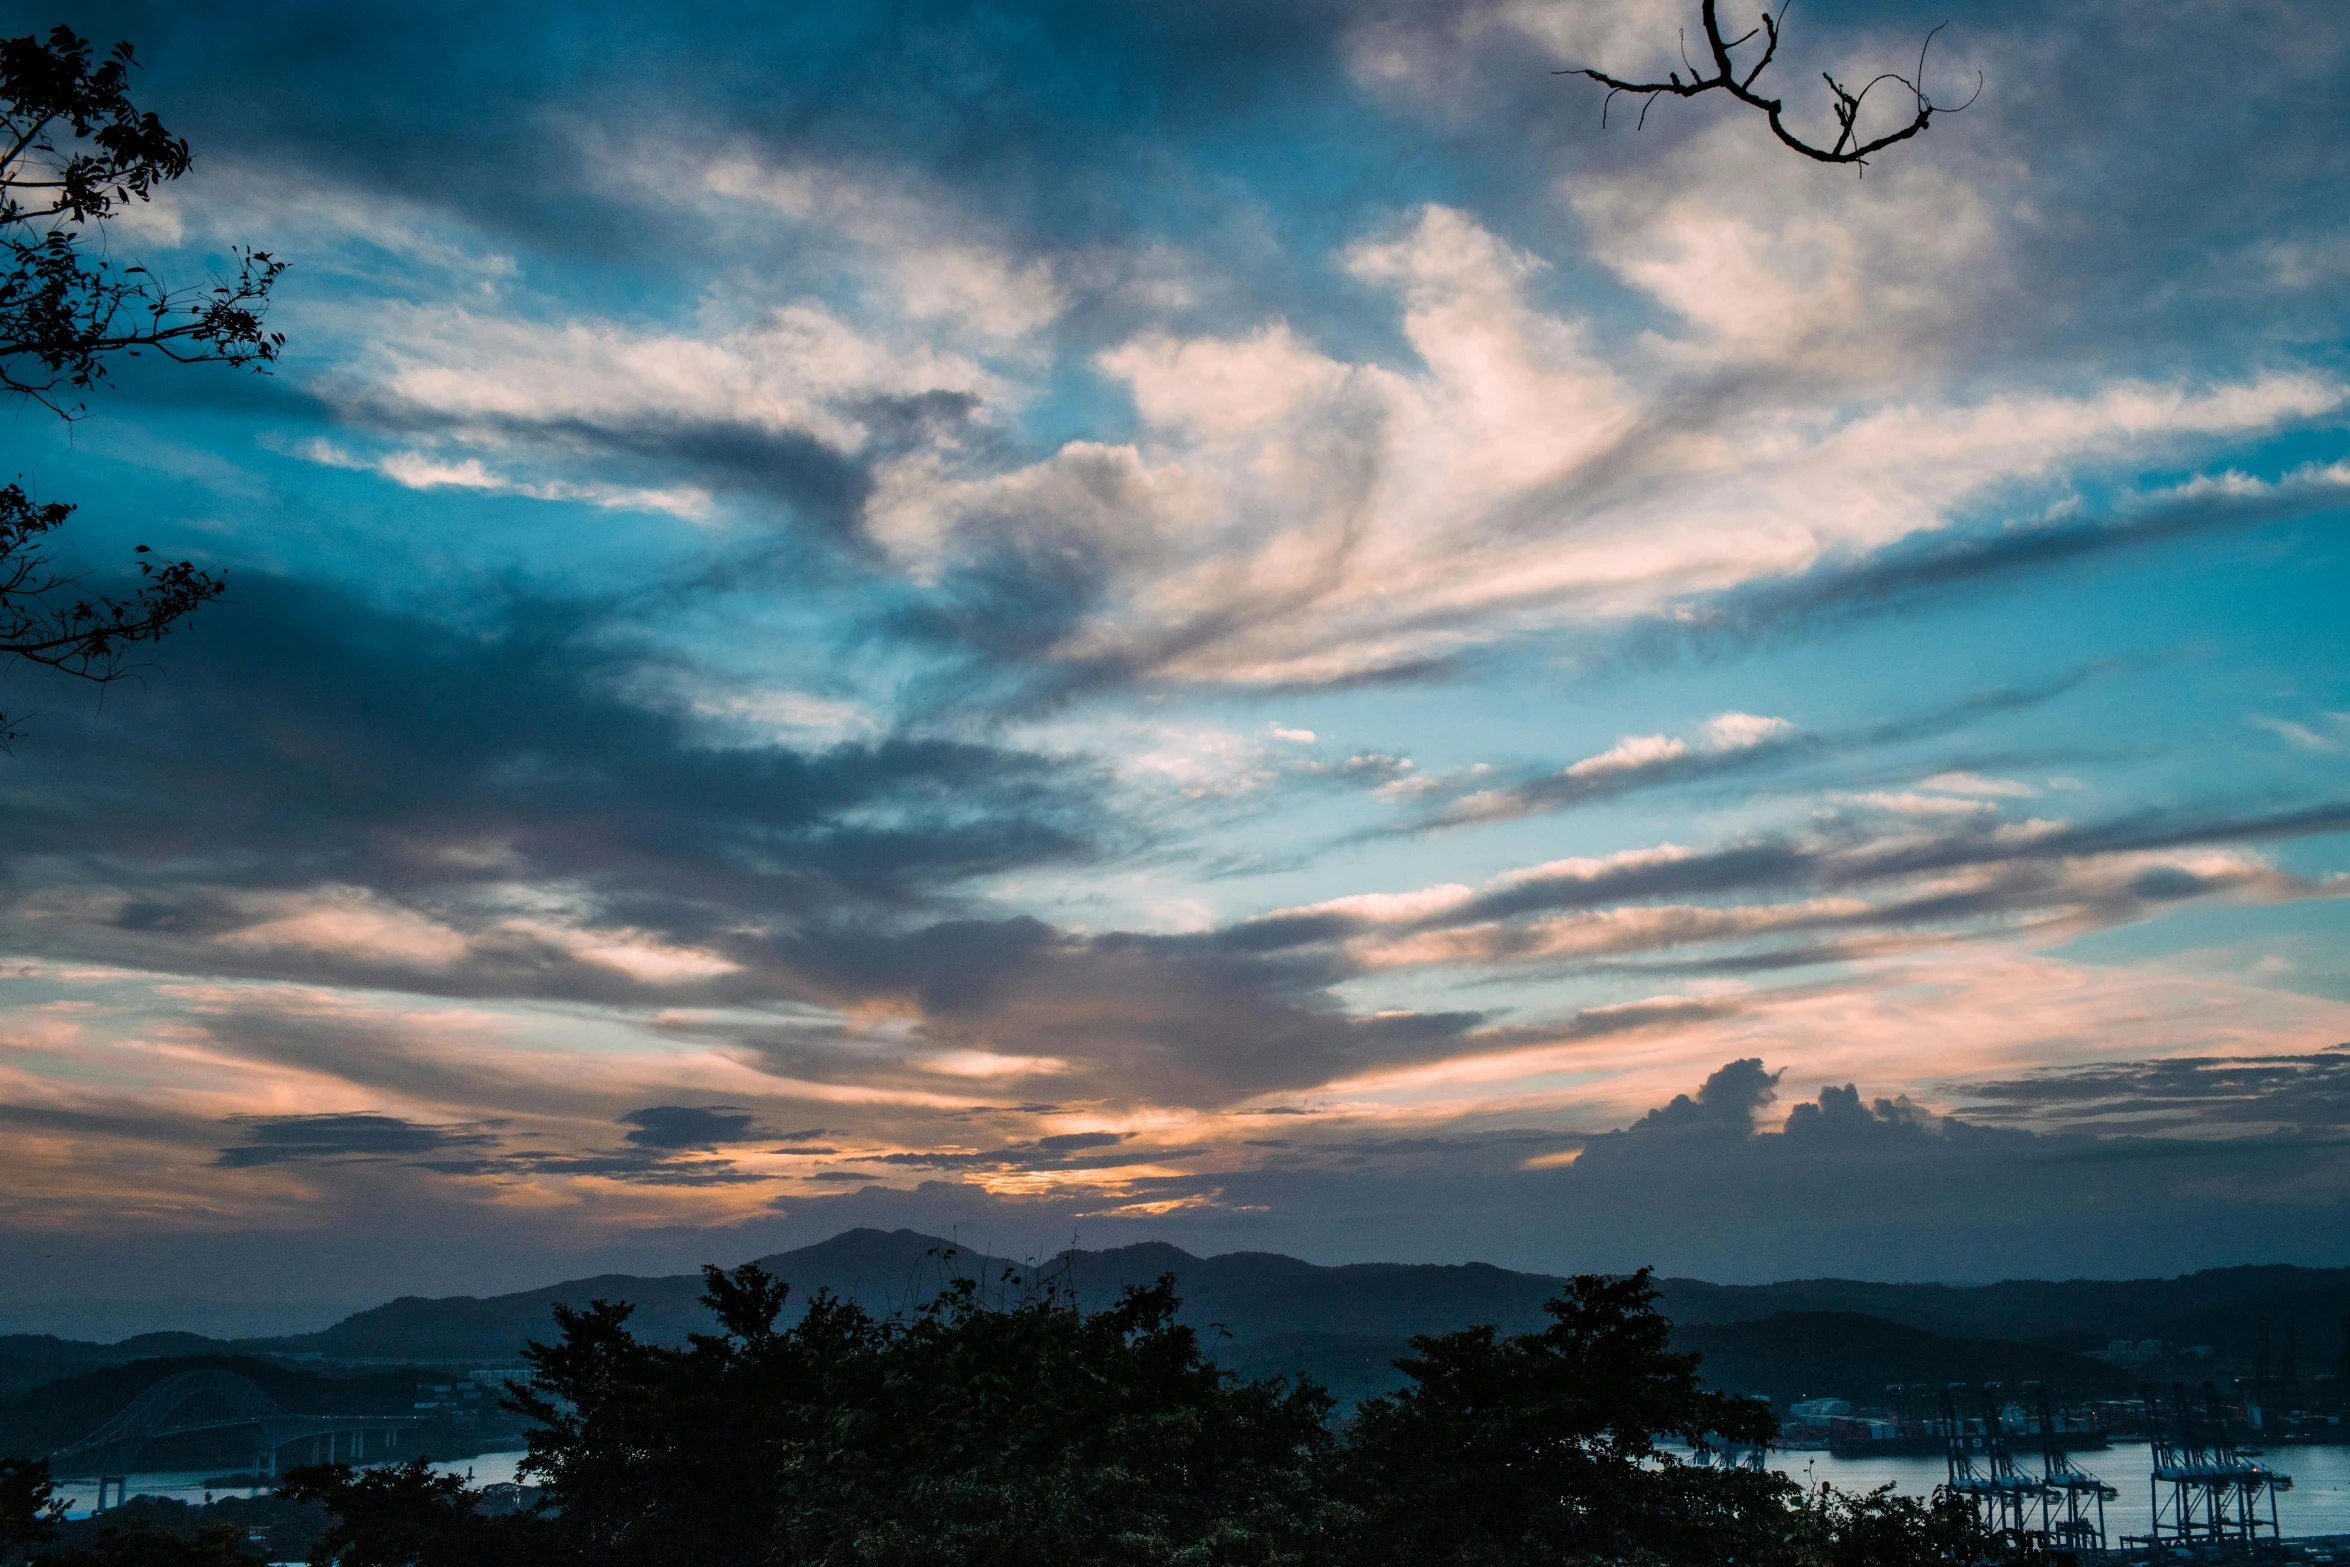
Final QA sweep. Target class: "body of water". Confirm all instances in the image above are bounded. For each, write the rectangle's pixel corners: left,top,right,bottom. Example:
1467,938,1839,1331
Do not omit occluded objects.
53,1450,533,1519
59,1443,2350,1541
1768,1441,2350,1539
52,1470,273,1518
427,1450,528,1488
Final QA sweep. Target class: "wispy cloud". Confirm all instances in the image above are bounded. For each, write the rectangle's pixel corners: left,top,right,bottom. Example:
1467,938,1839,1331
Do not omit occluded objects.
2252,713,2350,754
7,0,2350,1296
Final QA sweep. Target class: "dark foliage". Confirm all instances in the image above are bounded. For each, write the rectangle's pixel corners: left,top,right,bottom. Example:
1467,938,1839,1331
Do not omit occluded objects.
277,1464,537,1567
481,1257,1336,1566
0,26,281,410
1339,1268,1795,1567
0,25,281,742
0,484,228,742
34,1523,258,1567
263,1256,1992,1567
28,1492,328,1566
2,1456,66,1563
1789,1484,1991,1567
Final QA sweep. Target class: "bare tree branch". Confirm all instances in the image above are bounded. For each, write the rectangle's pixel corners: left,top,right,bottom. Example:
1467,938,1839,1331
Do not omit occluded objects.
1562,1,1980,171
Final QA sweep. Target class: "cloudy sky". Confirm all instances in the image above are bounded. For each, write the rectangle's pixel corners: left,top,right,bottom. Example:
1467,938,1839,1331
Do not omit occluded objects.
4,0,2349,1331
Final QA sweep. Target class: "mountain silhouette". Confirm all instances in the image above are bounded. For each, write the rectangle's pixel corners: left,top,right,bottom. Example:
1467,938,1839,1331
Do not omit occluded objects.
7,1229,2346,1434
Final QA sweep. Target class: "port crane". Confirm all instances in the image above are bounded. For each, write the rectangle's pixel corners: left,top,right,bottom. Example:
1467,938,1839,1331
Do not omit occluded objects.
2127,1382,2291,1550
1939,1381,2115,1552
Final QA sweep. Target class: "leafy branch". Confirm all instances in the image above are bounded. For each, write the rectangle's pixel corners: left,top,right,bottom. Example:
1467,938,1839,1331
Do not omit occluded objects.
0,25,278,742
0,481,224,744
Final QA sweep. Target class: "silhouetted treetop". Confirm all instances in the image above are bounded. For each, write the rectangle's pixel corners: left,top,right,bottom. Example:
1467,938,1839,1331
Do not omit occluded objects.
0,24,283,744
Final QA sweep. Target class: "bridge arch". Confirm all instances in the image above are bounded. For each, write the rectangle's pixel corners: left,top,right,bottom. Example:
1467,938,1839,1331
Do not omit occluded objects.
50,1367,423,1485
62,1370,291,1456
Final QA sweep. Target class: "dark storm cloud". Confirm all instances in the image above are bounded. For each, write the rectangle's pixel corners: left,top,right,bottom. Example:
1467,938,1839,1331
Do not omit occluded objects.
1947,1047,2350,1135
625,925,1726,1112
0,573,1110,1000
406,1108,778,1186
213,1111,501,1169
345,400,887,537
660,919,1496,1105
8,551,2333,1116
46,0,1368,275
0,1101,210,1145
883,532,1127,708
1620,1058,1783,1138
619,1105,764,1149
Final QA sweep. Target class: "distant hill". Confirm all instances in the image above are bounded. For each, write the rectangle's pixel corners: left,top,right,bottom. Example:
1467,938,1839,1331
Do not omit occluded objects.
0,1333,226,1401
256,1230,1573,1364
9,1230,2345,1433
279,1228,1001,1361
1211,1313,2149,1411
1056,1242,1566,1341
267,1231,2346,1369
1648,1268,2350,1362
1670,1312,2143,1406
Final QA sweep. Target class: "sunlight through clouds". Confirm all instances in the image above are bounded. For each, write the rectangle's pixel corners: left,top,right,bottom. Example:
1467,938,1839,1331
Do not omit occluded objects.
1,0,2348,1299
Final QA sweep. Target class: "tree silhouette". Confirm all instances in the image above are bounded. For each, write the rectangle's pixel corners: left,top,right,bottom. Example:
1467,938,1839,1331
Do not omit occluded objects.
1341,1268,1794,1566
0,25,283,743
0,1455,68,1564
280,1256,1990,1567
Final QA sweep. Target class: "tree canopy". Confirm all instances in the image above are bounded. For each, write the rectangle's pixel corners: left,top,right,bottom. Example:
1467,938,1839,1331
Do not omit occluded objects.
251,1256,1990,1567
0,24,282,743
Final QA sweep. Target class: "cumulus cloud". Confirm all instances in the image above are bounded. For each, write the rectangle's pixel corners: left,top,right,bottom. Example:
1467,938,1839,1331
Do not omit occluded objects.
1621,1058,1783,1138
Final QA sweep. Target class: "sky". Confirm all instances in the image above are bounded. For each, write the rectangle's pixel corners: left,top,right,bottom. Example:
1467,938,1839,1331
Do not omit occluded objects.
3,0,2349,1334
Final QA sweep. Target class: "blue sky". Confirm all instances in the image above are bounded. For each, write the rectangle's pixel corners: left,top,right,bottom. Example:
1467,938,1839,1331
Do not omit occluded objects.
3,0,2349,1327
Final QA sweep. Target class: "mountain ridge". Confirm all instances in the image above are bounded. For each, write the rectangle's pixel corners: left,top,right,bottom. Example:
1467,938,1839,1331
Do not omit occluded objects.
8,1229,2347,1404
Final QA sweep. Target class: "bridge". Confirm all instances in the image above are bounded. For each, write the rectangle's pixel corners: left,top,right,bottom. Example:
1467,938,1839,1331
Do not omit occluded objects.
49,1370,426,1508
